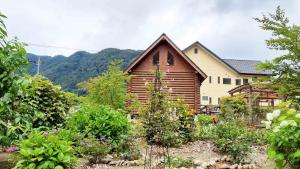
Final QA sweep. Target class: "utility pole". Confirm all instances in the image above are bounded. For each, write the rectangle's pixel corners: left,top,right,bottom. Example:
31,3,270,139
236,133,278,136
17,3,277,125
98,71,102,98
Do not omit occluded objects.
36,56,41,75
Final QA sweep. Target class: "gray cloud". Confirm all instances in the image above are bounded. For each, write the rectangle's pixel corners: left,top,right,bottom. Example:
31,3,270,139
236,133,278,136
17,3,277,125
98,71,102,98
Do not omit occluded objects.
0,0,299,60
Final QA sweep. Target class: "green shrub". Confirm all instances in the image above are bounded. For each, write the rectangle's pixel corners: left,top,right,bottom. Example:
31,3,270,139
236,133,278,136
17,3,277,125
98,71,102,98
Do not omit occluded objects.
262,102,300,168
220,95,247,120
213,120,251,163
13,132,77,169
66,105,131,144
197,114,213,126
75,137,110,164
194,124,215,140
19,75,78,128
166,156,195,168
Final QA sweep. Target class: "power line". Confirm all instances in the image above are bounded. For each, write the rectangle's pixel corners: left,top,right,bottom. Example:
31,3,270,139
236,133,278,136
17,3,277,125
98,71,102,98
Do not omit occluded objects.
24,42,99,52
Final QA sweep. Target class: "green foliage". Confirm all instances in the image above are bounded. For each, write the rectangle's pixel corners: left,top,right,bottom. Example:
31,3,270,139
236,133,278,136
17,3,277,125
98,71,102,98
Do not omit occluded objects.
142,83,195,147
262,102,300,168
26,49,141,94
166,156,195,168
19,75,78,128
220,95,247,120
213,120,251,163
75,137,111,164
79,60,130,109
255,6,300,99
13,132,77,169
66,105,131,144
0,13,30,147
197,114,213,126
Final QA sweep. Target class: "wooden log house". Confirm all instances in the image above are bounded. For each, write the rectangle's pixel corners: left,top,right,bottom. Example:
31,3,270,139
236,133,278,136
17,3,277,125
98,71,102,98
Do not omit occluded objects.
125,34,207,113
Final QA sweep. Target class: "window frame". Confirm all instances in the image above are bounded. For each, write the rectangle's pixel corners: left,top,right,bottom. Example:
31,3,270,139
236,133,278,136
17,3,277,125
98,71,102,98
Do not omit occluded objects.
167,52,174,65
152,51,159,65
235,79,241,85
223,78,232,85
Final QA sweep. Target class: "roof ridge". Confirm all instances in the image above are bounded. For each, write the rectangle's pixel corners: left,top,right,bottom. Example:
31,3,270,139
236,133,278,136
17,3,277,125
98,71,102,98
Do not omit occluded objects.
222,58,261,62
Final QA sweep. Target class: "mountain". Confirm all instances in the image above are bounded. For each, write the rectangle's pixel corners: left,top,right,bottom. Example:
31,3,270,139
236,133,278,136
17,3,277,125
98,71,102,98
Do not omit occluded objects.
26,48,142,94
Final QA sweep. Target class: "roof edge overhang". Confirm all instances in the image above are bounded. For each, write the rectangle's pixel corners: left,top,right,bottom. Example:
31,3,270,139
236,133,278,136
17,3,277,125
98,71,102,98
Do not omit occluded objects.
125,34,207,79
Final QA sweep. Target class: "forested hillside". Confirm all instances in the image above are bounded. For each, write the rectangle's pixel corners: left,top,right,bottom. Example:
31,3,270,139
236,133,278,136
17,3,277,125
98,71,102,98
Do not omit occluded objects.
26,48,142,93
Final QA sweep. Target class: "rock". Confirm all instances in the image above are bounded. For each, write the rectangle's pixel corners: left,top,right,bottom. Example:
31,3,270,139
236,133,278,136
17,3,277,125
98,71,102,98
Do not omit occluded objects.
225,157,232,162
220,164,230,169
196,166,205,169
201,162,208,168
194,159,202,166
242,164,249,169
179,167,188,169
133,159,145,166
237,165,243,169
249,164,255,169
221,156,228,162
229,164,238,169
108,160,118,165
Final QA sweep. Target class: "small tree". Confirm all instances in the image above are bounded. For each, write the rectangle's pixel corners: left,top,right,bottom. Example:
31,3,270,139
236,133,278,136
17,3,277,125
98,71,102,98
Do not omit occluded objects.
79,60,129,109
254,6,300,100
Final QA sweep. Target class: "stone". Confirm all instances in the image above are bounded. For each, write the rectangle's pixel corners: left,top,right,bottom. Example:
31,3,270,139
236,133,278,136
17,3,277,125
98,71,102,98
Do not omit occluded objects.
194,159,202,166
221,156,228,162
242,164,249,169
220,164,230,169
196,167,205,169
108,160,118,165
229,164,238,169
237,165,243,169
201,162,208,168
179,167,188,169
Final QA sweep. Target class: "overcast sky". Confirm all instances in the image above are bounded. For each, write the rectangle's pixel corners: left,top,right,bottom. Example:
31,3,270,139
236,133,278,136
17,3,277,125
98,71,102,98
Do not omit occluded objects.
1,0,299,60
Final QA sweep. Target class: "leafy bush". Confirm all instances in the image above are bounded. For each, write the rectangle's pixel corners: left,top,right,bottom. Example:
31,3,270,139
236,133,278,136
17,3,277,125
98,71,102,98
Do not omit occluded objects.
166,156,195,168
75,137,110,164
79,60,129,109
13,132,77,169
19,75,78,128
213,120,251,163
262,102,300,168
0,12,31,147
220,95,247,120
66,105,131,144
197,114,213,126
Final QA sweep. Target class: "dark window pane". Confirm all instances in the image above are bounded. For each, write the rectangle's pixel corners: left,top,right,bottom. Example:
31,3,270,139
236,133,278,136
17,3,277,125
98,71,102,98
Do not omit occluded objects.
223,78,231,84
194,48,198,54
209,97,212,104
236,79,241,85
202,96,208,101
167,52,174,65
209,76,212,83
218,76,220,84
243,78,249,84
153,52,159,65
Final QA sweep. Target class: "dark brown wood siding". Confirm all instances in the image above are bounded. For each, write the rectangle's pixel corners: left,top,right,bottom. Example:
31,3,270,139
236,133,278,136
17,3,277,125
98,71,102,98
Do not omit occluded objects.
128,40,203,113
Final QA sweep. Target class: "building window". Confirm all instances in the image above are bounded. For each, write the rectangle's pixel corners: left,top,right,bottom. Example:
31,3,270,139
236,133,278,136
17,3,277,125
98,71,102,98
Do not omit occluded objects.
236,79,241,85
243,78,249,85
218,76,220,84
153,52,159,65
167,52,174,65
209,76,212,83
194,48,198,54
218,98,220,104
223,78,231,84
209,97,212,104
202,96,208,101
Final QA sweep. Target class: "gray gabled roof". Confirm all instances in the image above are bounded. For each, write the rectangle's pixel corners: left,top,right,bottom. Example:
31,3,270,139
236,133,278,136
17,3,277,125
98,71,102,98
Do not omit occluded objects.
222,59,272,75
184,41,272,76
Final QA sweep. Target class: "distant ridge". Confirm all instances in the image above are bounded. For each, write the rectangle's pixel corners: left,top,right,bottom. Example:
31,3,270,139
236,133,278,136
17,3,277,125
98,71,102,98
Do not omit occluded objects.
26,48,142,94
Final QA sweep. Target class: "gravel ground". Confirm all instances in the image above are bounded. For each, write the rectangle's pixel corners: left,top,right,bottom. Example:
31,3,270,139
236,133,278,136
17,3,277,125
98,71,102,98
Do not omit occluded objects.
77,140,274,169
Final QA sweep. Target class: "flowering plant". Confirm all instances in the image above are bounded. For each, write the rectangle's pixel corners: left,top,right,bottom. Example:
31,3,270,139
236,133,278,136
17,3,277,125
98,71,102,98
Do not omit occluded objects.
262,102,300,168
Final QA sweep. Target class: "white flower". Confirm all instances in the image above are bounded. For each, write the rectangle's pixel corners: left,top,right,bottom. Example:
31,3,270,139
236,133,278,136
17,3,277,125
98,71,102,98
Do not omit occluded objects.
280,120,288,127
262,120,272,129
266,113,274,121
287,120,297,127
273,126,280,132
272,110,281,118
295,113,300,119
